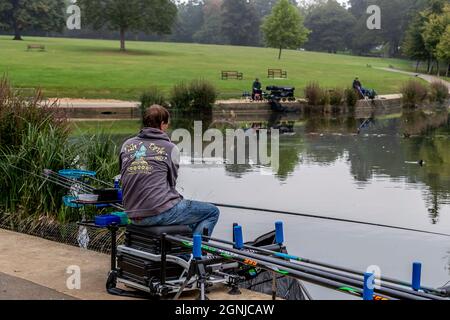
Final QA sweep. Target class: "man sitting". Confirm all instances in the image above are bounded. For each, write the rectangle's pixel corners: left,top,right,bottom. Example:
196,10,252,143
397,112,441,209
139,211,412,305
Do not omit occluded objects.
352,77,377,100
352,77,367,98
252,78,263,101
119,105,220,236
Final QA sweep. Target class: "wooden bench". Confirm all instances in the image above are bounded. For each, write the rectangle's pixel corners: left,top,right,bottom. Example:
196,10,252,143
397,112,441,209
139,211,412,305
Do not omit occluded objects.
27,44,45,51
268,69,287,79
221,71,243,80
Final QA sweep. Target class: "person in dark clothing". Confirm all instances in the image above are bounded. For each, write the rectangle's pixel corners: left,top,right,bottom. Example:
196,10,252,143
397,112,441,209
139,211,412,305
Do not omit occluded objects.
119,105,220,236
252,78,262,100
353,77,367,98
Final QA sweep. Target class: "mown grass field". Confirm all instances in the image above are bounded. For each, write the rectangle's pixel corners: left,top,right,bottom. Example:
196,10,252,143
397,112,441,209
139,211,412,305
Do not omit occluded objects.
0,35,424,100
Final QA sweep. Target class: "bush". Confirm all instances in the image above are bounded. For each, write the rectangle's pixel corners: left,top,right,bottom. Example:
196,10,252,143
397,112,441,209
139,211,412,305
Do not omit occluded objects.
0,76,120,223
170,79,217,112
344,88,358,108
170,82,191,111
400,80,428,107
139,86,168,118
189,79,217,111
304,82,322,106
0,77,69,149
319,89,330,106
0,76,72,218
329,88,344,106
429,81,449,104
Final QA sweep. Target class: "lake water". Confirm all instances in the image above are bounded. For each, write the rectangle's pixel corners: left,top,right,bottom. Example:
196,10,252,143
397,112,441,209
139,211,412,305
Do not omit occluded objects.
76,108,450,299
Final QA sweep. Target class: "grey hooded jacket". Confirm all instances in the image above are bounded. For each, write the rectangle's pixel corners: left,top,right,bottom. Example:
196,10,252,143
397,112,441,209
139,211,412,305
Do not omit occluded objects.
119,128,182,219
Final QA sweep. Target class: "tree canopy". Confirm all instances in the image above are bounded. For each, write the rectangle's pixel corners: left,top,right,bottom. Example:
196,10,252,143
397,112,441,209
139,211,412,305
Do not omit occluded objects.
221,0,261,46
304,0,355,53
78,0,177,51
261,0,310,59
0,0,65,40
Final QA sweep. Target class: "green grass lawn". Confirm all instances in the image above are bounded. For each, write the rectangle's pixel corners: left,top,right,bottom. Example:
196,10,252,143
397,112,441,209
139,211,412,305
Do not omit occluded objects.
1,36,421,100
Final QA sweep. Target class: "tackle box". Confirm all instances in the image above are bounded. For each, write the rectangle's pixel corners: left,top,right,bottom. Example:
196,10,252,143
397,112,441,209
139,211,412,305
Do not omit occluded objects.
116,225,193,285
124,224,192,255
95,215,121,227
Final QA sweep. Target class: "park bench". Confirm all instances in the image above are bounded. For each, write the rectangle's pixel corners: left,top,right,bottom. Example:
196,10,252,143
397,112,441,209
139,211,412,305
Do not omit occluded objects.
221,71,243,80
27,44,46,51
268,69,287,79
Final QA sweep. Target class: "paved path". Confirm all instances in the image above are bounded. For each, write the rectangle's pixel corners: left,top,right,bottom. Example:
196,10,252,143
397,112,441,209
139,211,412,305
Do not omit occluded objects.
0,272,77,300
0,229,271,300
378,68,450,93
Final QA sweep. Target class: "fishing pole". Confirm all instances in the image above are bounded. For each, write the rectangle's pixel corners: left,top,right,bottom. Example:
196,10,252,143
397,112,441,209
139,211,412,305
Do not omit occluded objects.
205,237,446,299
204,232,448,297
10,165,450,238
205,235,448,297
210,202,450,238
174,235,437,300
166,235,394,300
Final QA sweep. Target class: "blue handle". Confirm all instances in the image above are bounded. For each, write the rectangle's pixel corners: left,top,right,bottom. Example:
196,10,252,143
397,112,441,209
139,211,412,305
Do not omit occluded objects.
412,262,422,291
234,225,244,249
275,221,284,245
193,235,202,259
363,273,374,300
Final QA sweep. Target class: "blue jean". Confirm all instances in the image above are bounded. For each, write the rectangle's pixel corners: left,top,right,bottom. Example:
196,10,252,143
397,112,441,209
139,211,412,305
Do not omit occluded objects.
132,200,220,236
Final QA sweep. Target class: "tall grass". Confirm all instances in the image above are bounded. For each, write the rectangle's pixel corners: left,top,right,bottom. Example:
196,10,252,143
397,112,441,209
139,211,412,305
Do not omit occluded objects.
139,86,168,120
400,80,428,108
0,77,120,223
429,81,449,104
170,79,217,112
304,82,322,106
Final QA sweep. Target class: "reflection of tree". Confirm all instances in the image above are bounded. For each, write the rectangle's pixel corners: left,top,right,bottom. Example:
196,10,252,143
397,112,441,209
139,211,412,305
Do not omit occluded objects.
401,109,449,137
300,110,450,224
167,111,450,224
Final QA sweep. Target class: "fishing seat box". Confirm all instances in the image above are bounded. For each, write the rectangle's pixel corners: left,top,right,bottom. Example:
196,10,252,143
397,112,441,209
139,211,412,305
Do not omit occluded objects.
117,225,193,286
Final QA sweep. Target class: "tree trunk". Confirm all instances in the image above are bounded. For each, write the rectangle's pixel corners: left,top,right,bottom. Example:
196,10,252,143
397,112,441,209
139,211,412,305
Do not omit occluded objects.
278,47,282,60
436,60,440,76
446,63,449,78
12,21,22,40
120,28,126,51
427,58,431,74
415,61,420,72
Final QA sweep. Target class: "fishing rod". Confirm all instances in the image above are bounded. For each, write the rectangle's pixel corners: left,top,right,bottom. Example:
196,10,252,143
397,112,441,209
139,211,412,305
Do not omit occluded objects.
174,235,437,300
5,165,124,210
210,203,450,238
10,165,450,238
205,235,448,297
166,235,394,300
203,239,446,299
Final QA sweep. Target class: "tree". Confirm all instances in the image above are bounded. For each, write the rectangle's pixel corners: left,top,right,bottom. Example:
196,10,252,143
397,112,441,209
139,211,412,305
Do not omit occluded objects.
347,0,427,57
304,0,356,53
403,13,430,71
0,0,65,40
221,0,261,46
193,0,227,44
170,0,204,43
436,25,450,76
261,0,310,59
422,3,450,74
78,0,177,51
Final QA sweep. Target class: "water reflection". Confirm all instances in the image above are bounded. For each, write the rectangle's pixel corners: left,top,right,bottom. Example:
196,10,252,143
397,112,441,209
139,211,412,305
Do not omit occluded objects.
206,109,450,224
77,108,450,226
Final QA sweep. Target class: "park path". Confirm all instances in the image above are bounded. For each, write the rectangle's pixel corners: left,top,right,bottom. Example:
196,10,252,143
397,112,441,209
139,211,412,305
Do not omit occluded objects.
378,68,450,93
0,228,271,300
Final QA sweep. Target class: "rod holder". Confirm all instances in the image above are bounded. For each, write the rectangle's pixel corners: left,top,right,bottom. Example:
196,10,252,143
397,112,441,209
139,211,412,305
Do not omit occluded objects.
363,272,374,300
234,225,244,249
275,221,284,245
193,234,202,259
412,262,422,291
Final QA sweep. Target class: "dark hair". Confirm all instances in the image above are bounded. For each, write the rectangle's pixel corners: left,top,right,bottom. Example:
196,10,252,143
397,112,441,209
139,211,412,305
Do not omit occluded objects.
143,105,170,128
